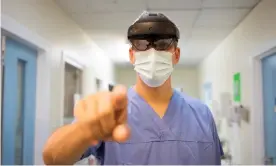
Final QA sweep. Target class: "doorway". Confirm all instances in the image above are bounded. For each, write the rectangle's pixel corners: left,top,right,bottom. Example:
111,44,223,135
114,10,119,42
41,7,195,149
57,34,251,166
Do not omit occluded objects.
1,36,37,165
63,63,82,125
262,53,276,165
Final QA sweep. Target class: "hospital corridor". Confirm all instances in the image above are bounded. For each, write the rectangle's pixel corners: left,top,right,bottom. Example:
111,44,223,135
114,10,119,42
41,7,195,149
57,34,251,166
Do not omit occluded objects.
0,0,276,165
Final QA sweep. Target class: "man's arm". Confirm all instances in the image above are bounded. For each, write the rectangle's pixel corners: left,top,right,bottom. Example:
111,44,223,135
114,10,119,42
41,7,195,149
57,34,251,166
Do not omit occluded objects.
213,124,224,164
43,122,96,165
208,110,224,165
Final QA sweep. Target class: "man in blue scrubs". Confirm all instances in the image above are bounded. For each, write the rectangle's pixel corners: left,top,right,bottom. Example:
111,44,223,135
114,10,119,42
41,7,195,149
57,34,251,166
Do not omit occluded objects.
43,12,223,165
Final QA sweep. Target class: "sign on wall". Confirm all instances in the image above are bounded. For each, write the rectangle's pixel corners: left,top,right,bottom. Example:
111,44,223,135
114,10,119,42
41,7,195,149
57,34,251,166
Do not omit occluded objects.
233,72,241,102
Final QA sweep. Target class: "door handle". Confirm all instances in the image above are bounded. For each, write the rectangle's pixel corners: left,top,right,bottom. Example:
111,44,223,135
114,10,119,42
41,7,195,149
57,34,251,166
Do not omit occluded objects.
264,156,273,165
274,97,276,112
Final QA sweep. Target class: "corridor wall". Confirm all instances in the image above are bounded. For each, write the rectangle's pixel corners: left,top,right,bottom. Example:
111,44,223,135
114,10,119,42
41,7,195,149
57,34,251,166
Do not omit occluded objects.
198,0,276,164
2,0,115,164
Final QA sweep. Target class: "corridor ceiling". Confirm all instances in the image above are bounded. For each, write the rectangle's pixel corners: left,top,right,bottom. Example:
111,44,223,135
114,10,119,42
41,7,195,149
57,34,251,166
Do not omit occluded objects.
55,0,260,66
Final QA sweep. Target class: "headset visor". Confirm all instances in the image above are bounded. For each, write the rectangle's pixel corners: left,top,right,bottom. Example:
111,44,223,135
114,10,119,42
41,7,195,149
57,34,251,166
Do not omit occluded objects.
130,38,176,51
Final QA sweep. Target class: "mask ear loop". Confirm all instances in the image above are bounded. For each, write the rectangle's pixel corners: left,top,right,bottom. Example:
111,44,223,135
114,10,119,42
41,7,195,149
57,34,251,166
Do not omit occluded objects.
171,51,177,68
171,40,179,66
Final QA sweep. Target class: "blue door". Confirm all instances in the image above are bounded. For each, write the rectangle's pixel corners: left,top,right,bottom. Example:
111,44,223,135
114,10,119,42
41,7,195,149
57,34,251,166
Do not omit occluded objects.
1,37,37,165
262,53,276,165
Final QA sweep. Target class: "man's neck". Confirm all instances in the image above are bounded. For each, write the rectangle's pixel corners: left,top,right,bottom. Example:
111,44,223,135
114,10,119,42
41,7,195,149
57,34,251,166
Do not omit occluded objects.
134,77,173,103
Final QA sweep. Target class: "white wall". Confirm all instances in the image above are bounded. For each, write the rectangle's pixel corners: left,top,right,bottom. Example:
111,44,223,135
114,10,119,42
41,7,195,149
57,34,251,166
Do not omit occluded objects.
198,0,276,164
2,0,115,164
116,66,199,98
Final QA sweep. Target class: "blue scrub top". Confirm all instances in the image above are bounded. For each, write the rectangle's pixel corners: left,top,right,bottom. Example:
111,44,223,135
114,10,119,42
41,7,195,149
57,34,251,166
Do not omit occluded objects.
80,88,224,165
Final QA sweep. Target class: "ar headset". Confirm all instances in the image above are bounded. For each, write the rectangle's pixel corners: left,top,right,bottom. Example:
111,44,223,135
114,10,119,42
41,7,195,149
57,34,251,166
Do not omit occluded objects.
127,11,180,51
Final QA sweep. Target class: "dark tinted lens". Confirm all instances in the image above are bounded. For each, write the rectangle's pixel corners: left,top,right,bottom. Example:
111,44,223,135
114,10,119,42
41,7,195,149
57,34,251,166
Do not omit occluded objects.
154,38,174,51
131,39,150,51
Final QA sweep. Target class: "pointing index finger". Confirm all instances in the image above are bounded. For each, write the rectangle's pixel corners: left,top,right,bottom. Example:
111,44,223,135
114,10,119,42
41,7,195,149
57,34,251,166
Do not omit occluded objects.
112,85,128,110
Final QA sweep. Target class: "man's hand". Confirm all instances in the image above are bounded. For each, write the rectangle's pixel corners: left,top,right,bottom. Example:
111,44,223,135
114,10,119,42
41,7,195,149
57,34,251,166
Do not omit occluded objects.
74,85,130,144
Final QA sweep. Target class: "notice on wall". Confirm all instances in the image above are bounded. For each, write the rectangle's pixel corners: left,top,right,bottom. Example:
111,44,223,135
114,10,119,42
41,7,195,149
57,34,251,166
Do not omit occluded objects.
203,82,213,110
175,87,184,92
220,92,232,118
233,72,241,102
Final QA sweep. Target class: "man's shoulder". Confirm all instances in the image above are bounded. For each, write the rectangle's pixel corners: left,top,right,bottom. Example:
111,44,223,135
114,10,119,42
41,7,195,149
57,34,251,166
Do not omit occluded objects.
176,91,212,119
177,91,218,141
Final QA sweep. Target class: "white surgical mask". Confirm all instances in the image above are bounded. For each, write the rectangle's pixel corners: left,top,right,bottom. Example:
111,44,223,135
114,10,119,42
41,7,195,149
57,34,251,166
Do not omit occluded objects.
133,48,174,87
